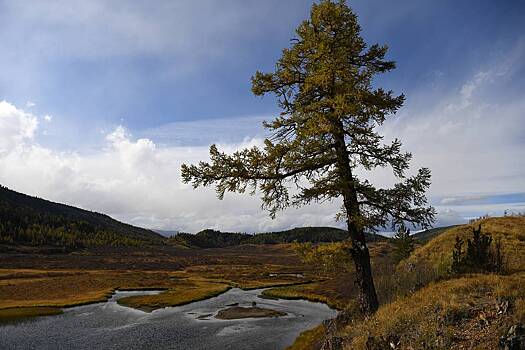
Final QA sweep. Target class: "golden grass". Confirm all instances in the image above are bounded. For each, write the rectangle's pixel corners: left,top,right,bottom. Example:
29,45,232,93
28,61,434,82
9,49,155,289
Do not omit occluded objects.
0,244,324,321
0,307,63,323
262,280,348,310
0,269,182,310
286,324,327,350
117,278,231,312
342,273,525,349
405,217,525,274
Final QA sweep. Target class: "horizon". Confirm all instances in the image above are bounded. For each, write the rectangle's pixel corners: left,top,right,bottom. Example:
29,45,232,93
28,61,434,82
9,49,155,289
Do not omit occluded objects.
0,0,524,233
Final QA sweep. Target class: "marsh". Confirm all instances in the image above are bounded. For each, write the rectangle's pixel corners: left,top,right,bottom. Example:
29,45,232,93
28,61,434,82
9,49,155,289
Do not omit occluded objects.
0,288,336,350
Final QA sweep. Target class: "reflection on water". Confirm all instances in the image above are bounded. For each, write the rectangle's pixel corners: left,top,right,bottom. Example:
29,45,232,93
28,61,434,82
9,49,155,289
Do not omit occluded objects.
0,288,336,350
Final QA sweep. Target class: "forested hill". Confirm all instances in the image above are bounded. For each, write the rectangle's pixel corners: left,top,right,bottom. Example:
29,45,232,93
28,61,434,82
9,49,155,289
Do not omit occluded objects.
0,185,164,248
170,227,387,248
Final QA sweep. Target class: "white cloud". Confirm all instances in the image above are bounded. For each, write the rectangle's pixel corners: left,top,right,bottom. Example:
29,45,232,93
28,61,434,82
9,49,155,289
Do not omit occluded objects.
0,102,342,233
43,114,52,122
440,195,488,205
379,43,525,199
0,100,39,155
0,42,523,232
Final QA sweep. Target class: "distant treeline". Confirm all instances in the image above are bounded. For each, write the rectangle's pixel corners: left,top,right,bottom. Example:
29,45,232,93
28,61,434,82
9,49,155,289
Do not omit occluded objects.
0,185,163,249
0,184,390,250
169,227,387,248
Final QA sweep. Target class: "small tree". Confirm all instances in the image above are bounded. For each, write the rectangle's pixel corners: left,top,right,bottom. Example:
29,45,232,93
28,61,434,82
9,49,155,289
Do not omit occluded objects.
450,235,464,274
392,225,415,262
181,0,435,314
450,225,504,273
465,225,492,270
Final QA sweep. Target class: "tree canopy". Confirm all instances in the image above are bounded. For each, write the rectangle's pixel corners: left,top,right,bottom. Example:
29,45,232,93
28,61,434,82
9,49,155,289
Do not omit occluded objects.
181,0,434,314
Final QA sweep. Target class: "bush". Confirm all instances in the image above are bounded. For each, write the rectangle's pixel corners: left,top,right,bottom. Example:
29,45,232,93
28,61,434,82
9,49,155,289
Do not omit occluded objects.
450,225,504,274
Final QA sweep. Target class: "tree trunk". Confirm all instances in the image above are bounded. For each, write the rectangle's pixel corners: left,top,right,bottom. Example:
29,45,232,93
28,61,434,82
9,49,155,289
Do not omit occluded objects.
346,221,379,315
333,126,379,315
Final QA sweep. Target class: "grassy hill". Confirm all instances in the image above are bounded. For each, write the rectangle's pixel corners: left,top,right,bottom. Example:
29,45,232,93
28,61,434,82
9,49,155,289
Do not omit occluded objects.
406,216,525,273
289,216,525,349
0,185,164,249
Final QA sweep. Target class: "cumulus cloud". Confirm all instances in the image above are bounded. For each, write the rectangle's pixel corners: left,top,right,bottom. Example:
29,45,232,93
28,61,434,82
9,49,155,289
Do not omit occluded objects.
0,100,39,155
0,102,342,232
0,41,523,233
379,42,525,198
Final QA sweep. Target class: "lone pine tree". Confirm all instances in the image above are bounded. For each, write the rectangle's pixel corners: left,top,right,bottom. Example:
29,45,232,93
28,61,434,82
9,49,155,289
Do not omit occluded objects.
181,0,434,314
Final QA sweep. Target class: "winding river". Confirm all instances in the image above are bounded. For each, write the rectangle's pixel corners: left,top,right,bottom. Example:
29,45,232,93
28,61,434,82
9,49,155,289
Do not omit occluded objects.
0,288,336,349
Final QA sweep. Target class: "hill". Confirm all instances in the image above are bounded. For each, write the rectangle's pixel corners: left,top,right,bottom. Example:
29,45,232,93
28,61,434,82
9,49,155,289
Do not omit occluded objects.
291,216,525,349
412,224,460,243
0,185,164,249
169,227,388,248
406,216,525,273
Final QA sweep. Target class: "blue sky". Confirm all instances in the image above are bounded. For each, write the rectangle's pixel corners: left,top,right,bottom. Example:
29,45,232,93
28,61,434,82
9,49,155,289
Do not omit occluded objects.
0,0,524,232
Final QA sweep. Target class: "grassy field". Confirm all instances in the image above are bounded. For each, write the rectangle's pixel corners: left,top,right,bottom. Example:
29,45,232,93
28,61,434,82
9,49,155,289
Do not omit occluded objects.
0,239,384,321
284,216,525,349
0,243,329,321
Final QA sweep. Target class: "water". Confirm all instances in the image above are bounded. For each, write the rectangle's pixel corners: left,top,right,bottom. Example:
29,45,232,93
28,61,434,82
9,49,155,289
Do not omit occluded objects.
0,288,336,350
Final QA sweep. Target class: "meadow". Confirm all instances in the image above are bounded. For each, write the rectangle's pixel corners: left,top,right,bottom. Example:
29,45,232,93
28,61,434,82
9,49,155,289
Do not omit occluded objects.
2,216,524,350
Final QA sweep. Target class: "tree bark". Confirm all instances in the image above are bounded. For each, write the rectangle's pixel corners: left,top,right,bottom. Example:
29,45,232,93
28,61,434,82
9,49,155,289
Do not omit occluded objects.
333,125,379,315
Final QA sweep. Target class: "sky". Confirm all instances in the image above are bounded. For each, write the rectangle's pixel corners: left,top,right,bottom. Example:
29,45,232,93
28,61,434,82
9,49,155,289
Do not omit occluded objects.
0,0,524,233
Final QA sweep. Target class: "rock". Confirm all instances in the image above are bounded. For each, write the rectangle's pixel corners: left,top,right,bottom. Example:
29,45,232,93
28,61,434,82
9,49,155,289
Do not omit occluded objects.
497,299,512,316
499,324,525,350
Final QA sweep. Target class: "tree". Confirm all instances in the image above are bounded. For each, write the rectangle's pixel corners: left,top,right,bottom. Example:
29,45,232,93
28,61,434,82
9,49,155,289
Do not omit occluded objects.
450,225,504,274
181,0,434,314
451,234,464,274
465,225,492,269
392,225,415,262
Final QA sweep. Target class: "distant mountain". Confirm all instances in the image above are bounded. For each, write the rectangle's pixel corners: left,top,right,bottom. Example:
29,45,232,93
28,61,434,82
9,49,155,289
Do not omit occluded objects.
169,227,388,248
0,185,164,249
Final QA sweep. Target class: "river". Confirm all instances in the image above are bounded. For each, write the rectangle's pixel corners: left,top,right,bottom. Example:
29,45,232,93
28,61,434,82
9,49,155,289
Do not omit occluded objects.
0,288,336,350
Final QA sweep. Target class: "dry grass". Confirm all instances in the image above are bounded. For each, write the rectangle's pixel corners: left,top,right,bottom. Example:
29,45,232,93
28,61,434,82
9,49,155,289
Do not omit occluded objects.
0,266,317,318
342,273,525,349
0,244,325,320
286,324,327,350
262,279,350,310
117,278,231,311
0,307,63,324
0,269,182,310
286,217,525,349
405,217,525,274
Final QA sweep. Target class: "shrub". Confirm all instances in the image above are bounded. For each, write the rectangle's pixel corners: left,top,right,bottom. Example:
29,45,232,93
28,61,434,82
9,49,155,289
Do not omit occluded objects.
450,225,504,274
